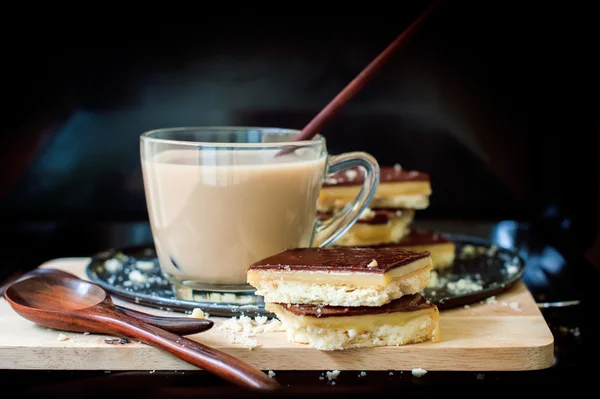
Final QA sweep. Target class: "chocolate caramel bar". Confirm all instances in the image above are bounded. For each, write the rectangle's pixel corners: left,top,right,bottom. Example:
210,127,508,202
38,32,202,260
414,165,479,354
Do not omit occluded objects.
246,247,433,307
318,165,431,212
317,208,415,246
395,229,455,269
364,229,455,270
266,293,440,350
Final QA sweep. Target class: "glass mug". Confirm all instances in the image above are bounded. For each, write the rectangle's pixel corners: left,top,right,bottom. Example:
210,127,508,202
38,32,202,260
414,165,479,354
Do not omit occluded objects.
141,127,379,303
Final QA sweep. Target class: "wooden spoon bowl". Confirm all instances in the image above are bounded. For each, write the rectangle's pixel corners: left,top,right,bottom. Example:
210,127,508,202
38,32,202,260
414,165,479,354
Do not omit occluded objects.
3,268,213,336
4,275,280,391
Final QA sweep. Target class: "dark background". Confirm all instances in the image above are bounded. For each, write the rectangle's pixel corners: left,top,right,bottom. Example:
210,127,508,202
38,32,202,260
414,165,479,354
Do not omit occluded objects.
0,2,599,394
1,1,598,278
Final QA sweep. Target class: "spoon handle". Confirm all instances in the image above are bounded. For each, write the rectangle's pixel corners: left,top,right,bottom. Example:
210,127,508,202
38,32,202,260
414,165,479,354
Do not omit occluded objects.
105,308,279,390
114,305,214,336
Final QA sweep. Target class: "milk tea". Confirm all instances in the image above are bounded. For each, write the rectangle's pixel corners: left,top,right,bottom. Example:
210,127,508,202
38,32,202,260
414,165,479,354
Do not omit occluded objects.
142,148,327,288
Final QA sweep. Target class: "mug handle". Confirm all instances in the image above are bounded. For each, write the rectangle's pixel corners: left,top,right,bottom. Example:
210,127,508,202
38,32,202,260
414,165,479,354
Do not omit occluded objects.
313,152,380,247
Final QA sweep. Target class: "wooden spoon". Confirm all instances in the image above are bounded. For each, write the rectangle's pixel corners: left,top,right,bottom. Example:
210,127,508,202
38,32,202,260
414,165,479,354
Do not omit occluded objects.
275,0,441,158
3,274,280,391
2,268,213,336
295,0,442,142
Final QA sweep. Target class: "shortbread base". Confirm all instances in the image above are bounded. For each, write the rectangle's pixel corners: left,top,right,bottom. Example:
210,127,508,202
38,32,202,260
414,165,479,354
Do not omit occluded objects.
267,304,440,351
318,181,431,212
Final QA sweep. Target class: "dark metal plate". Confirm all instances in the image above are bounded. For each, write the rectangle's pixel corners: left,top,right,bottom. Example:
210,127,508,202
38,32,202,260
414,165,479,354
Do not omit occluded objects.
85,234,525,317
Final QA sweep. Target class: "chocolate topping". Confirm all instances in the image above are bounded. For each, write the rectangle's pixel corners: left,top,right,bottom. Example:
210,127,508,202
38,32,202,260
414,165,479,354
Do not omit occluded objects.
248,247,430,274
277,293,434,318
316,208,407,225
323,166,430,187
399,229,451,246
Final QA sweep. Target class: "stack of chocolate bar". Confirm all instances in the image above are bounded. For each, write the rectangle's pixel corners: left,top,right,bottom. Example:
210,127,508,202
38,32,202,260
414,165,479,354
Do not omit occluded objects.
247,246,440,351
317,164,456,270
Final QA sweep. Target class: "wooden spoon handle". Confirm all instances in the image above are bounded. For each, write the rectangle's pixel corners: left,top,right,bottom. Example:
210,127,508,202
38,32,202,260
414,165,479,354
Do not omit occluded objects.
105,309,279,390
114,305,214,336
294,0,442,142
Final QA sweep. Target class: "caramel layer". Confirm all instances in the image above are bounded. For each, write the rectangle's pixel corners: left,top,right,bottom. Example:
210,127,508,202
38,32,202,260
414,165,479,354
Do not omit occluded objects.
277,293,433,318
266,296,438,331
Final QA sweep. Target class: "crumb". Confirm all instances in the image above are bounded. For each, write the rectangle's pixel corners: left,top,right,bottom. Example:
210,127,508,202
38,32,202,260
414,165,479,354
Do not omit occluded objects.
326,370,340,381
358,371,366,377
345,169,358,180
463,305,470,309
460,244,476,257
506,264,519,275
268,370,276,378
507,302,521,312
319,376,324,380
446,278,483,295
83,332,90,335
331,381,336,386
217,316,284,350
103,258,122,273
114,251,129,261
188,308,205,319
411,368,427,377
57,333,69,341
487,245,498,256
394,163,402,171
485,296,498,304
571,327,581,337
325,177,338,185
359,207,376,221
135,260,155,271
476,373,485,380
229,334,258,350
389,371,394,375
128,270,147,285
367,259,378,268
395,210,403,216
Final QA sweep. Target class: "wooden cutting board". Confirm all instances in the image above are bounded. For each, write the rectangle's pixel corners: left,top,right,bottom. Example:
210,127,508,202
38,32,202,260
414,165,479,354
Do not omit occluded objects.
0,258,554,371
